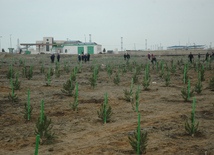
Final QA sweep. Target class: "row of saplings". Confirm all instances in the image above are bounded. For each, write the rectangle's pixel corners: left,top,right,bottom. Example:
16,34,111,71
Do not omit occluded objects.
5,58,214,154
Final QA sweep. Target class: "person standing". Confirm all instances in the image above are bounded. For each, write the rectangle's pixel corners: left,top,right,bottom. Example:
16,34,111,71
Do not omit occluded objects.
198,53,200,60
57,53,60,62
127,53,130,60
188,52,194,63
124,53,127,60
83,54,87,63
206,52,209,61
212,52,214,60
81,54,84,62
50,54,55,63
88,53,90,61
148,53,150,60
151,55,156,64
78,54,81,62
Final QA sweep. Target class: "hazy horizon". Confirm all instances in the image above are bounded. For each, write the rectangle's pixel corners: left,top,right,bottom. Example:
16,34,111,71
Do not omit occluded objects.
0,0,214,51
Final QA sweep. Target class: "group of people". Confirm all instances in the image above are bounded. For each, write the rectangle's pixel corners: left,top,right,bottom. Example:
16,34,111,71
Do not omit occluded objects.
147,53,157,63
124,53,130,60
188,52,214,63
78,53,90,62
50,53,60,63
49,51,214,64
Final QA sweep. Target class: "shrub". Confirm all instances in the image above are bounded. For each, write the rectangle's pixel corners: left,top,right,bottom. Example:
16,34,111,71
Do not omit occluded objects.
123,89,133,102
6,67,15,79
132,73,139,84
21,103,33,120
34,115,57,145
61,79,75,96
194,80,202,94
128,128,148,154
97,102,112,123
181,85,194,101
113,72,120,85
70,73,76,82
40,65,44,73
69,100,79,111
185,112,200,137
131,90,139,111
142,77,151,90
25,66,33,80
107,67,113,77
45,72,52,86
55,70,60,78
13,80,21,90
8,93,18,102
209,76,214,90
164,73,170,87
89,73,97,88
199,66,205,81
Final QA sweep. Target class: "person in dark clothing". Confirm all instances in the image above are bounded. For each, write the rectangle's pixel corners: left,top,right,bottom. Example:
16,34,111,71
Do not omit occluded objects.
87,53,90,61
212,52,214,60
127,53,130,60
198,53,200,60
81,54,84,62
148,53,150,60
78,54,81,62
124,53,127,60
188,52,194,63
151,55,156,64
50,54,55,63
57,53,60,62
84,54,87,62
206,52,209,60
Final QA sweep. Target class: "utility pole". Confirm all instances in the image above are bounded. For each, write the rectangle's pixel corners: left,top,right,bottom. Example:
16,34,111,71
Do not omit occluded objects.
121,37,123,51
10,34,12,48
145,39,147,50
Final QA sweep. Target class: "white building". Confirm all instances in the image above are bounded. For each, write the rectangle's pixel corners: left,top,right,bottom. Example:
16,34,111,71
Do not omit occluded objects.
35,37,102,54
62,41,102,54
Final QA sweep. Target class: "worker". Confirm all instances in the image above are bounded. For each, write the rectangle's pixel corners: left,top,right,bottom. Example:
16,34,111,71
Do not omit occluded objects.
188,52,194,63
50,54,55,63
124,53,127,60
78,54,81,62
57,53,60,62
148,53,150,60
127,53,130,60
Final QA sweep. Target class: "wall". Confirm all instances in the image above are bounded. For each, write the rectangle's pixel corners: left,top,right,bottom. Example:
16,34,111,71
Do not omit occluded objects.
63,46,77,54
62,45,102,54
95,45,102,54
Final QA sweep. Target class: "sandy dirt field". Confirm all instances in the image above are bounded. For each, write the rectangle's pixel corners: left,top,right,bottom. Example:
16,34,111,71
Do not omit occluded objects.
0,53,214,155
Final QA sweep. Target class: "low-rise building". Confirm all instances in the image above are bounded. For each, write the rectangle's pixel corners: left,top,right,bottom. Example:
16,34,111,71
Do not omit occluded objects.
35,37,102,54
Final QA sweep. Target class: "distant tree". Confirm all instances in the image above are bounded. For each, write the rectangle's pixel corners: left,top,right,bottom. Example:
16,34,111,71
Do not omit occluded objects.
103,48,106,53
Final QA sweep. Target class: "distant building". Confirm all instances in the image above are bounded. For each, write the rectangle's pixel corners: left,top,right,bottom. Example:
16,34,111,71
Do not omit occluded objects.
167,45,205,50
21,37,102,54
36,37,65,53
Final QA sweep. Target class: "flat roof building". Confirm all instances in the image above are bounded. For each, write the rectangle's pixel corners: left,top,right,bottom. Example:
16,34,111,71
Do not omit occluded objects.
21,37,102,54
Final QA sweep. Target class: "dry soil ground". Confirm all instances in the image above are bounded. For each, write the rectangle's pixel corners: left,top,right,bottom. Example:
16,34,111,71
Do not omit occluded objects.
0,53,214,155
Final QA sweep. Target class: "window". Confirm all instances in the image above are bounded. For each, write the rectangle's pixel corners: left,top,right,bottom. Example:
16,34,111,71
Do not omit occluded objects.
47,39,49,41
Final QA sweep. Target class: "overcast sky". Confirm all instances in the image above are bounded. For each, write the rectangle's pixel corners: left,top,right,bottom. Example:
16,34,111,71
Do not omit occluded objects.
0,0,214,51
